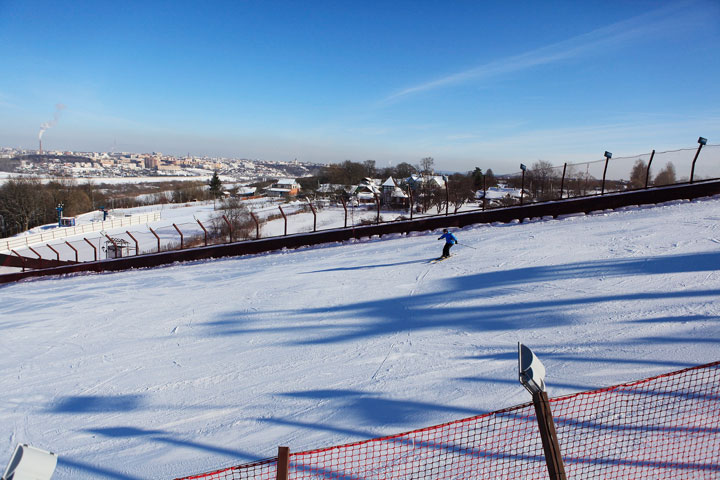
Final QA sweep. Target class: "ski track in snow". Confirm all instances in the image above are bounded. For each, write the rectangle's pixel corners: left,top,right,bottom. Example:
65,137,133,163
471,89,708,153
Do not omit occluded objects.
1,196,719,478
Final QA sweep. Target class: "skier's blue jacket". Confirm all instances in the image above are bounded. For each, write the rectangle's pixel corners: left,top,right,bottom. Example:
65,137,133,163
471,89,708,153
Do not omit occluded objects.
439,232,458,244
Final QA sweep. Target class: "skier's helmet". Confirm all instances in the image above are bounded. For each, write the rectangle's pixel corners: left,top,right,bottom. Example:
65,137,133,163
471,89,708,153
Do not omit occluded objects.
443,229,448,233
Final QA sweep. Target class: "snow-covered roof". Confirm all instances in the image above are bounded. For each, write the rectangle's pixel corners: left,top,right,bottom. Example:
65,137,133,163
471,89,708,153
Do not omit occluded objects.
382,177,397,187
275,178,298,185
391,187,408,198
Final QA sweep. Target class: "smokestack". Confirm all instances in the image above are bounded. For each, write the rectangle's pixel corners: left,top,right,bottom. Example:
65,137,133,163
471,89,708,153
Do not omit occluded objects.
38,103,66,150
39,139,43,154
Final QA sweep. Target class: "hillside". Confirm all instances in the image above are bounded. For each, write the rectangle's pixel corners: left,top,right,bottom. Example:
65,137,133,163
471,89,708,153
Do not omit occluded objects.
1,196,719,479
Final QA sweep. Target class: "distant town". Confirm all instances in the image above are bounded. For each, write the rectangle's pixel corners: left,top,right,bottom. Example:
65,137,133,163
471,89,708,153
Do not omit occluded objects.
0,146,322,182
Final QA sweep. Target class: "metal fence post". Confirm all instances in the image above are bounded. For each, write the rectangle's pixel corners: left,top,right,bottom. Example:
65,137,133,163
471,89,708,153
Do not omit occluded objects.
27,246,43,269
278,205,288,235
83,237,97,261
173,224,184,249
482,174,487,210
339,198,347,229
65,241,78,263
126,231,140,254
601,151,612,195
559,164,567,200
690,137,707,184
306,198,317,232
250,212,260,239
408,188,414,219
645,150,655,189
47,243,60,262
195,220,208,246
11,249,26,272
149,227,161,252
374,193,380,224
105,234,120,258
222,215,233,243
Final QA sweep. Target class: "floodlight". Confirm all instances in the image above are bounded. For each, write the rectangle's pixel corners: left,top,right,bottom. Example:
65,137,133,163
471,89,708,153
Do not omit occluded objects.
604,151,612,159
518,343,546,394
520,164,527,171
698,137,707,146
2,444,57,480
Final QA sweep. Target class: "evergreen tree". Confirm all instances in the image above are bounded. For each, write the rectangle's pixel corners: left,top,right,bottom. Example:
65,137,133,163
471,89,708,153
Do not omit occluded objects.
208,171,223,198
472,167,484,190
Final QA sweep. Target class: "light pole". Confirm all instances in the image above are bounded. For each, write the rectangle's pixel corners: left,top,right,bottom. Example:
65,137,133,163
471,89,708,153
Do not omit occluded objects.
56,203,64,227
518,343,567,480
520,164,527,205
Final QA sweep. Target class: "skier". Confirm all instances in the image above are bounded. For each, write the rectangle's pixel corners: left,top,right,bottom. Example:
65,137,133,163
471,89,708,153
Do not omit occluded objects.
437,228,458,258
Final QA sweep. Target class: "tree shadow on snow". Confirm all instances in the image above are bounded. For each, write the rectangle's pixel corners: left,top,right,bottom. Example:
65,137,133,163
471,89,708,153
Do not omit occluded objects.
207,251,720,347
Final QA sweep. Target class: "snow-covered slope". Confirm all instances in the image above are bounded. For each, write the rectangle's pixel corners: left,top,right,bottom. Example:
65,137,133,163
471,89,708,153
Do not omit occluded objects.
1,196,719,479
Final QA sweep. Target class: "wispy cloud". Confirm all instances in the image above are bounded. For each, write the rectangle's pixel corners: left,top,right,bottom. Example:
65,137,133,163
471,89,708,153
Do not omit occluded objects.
383,4,695,104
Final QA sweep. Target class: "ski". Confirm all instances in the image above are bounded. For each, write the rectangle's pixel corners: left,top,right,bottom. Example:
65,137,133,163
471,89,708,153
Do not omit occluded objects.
429,256,452,264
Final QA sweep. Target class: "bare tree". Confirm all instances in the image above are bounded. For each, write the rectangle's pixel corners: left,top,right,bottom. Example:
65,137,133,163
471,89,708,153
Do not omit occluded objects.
629,159,649,188
654,162,677,186
529,160,557,201
419,157,435,175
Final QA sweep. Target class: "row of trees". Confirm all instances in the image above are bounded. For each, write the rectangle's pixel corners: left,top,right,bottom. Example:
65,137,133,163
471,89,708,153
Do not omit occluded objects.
0,177,218,238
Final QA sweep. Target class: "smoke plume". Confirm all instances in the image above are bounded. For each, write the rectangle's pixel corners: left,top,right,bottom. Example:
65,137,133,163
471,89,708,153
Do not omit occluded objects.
38,103,66,140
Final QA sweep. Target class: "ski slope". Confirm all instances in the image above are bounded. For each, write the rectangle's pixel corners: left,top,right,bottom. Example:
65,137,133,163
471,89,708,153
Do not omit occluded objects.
1,196,719,479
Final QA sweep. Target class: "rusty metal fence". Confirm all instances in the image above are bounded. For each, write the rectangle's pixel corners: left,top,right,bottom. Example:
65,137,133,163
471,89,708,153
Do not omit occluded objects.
174,360,720,480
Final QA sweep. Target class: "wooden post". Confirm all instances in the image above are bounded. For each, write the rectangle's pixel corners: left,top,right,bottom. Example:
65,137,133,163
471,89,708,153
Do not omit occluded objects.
645,150,655,189
276,446,290,480
532,391,567,480
149,227,161,252
559,163,567,200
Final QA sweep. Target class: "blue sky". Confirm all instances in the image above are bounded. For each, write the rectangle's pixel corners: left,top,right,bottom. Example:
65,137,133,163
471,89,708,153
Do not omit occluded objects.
1,0,718,172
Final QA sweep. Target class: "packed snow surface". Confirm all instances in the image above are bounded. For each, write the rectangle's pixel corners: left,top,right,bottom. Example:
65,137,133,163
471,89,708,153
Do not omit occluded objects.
1,196,719,479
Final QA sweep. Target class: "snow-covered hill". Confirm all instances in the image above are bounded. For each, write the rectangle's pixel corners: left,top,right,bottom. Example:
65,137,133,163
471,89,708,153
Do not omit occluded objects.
1,196,719,479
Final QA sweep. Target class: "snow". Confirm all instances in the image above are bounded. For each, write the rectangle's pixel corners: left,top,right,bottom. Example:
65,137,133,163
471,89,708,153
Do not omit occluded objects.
1,196,719,479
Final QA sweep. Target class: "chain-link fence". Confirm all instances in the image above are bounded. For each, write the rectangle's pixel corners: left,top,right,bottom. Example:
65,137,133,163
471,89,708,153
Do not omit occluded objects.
495,145,719,206
175,360,720,480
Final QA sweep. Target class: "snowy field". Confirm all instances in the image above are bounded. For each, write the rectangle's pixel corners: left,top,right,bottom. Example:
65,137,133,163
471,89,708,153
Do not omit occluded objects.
1,196,719,479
